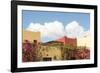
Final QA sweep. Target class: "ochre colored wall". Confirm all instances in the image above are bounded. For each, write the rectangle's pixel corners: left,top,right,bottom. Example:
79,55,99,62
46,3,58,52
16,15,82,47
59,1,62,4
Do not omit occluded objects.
22,30,41,43
77,36,91,48
37,46,62,61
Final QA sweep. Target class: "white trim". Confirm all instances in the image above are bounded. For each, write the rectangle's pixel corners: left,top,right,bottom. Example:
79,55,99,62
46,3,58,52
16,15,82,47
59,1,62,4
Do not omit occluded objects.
17,5,94,68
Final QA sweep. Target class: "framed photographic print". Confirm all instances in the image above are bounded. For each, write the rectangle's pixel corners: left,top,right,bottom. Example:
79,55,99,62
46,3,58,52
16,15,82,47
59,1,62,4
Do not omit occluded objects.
11,1,97,72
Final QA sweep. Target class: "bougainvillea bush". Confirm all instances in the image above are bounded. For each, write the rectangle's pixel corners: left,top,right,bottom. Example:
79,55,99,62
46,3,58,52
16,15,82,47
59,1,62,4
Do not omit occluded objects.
22,40,90,62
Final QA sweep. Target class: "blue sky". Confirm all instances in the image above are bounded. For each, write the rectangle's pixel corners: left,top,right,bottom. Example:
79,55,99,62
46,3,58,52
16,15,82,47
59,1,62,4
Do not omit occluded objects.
22,10,90,31
22,10,90,42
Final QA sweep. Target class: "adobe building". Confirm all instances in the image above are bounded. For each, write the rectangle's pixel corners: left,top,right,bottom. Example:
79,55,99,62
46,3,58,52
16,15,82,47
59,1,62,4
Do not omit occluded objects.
36,46,63,61
77,35,91,48
41,41,63,46
22,31,77,61
56,36,77,47
22,30,41,61
22,30,40,43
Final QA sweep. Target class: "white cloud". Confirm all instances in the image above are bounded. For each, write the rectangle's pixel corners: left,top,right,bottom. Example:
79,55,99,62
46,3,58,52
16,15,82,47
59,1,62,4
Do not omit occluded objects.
65,21,90,38
65,21,84,38
26,21,65,42
26,20,90,42
44,21,65,38
81,30,91,38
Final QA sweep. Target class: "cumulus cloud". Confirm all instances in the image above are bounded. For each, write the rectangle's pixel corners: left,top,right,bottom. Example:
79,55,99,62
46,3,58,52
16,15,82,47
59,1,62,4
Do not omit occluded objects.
80,30,91,38
26,21,65,42
44,21,65,38
65,21,84,38
26,20,90,42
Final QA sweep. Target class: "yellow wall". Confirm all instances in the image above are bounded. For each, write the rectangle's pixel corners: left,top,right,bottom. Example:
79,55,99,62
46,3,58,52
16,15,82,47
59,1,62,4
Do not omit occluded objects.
37,46,62,61
22,30,40,43
77,36,91,48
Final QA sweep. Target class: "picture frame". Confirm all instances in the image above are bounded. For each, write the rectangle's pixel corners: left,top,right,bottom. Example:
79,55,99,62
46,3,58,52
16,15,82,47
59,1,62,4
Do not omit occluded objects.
11,1,97,72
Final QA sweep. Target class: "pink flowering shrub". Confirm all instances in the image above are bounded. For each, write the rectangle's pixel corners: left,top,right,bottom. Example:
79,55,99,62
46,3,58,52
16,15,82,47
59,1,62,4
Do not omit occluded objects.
66,48,90,60
22,40,33,62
